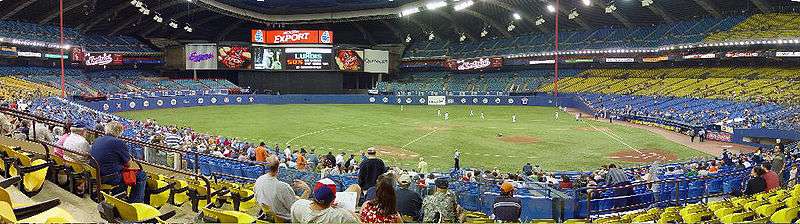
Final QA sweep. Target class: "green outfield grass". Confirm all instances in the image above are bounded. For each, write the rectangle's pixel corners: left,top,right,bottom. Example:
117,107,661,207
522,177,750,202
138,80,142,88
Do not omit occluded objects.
116,104,709,172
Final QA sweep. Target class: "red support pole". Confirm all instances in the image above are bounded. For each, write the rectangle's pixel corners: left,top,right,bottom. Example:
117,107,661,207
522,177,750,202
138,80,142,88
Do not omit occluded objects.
553,0,559,99
59,0,66,97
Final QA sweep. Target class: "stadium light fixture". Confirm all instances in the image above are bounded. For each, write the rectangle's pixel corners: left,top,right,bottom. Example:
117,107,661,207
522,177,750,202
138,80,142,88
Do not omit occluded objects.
153,14,163,23
507,23,516,31
605,4,617,13
405,34,412,43
454,0,474,11
169,20,178,29
641,0,653,7
535,17,545,25
425,1,448,10
480,28,488,37
546,4,556,13
582,0,591,6
568,9,579,19
428,33,435,40
513,13,522,20
400,7,420,17
459,34,467,42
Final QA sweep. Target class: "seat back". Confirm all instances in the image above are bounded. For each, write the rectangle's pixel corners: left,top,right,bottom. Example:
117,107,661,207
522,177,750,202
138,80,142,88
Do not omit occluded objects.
771,206,800,223
0,186,11,204
147,177,171,208
260,204,283,223
102,192,140,221
0,201,17,222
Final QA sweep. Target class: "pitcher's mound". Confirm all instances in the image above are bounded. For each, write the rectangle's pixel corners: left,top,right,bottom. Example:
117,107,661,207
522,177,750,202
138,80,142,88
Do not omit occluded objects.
497,135,541,144
372,145,420,160
607,149,678,163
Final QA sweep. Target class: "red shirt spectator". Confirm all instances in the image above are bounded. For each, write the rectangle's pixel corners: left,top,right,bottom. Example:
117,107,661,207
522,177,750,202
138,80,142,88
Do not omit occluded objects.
763,170,779,191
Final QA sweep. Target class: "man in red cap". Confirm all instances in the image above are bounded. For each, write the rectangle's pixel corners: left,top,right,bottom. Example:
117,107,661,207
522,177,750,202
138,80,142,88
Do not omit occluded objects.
290,178,359,223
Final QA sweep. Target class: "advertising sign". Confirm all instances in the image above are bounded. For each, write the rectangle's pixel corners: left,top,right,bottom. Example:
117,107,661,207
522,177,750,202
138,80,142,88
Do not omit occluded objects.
364,49,389,73
444,57,503,71
17,51,42,57
112,54,124,65
564,58,593,63
185,44,217,70
335,49,364,72
724,52,760,58
0,46,17,58
124,57,163,64
605,58,635,63
776,52,800,57
253,47,284,70
706,131,732,142
85,53,114,66
529,59,555,64
251,30,334,44
217,46,253,70
427,96,446,106
683,53,716,59
643,56,668,63
284,47,332,70
71,47,84,61
44,53,68,59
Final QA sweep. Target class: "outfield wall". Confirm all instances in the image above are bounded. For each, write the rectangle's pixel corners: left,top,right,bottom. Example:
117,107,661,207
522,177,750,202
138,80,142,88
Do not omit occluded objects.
81,94,579,113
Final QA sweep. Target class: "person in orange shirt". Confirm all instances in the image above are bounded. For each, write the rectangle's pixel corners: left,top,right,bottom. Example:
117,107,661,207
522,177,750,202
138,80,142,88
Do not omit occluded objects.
296,151,307,171
255,142,269,162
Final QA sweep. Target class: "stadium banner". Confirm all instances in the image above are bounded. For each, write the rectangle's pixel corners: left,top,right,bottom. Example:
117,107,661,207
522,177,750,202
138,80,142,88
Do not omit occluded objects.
335,49,364,72
564,58,593,63
185,44,217,70
444,57,502,71
17,51,42,58
363,49,389,73
427,96,446,106
529,59,555,64
723,52,760,58
217,45,253,70
284,47,332,70
70,47,84,61
604,58,635,63
775,51,800,57
706,131,732,142
85,53,113,66
683,53,716,59
112,53,124,65
251,29,334,44
253,46,284,70
44,53,68,59
124,57,163,64
0,46,17,58
82,94,577,113
642,56,668,63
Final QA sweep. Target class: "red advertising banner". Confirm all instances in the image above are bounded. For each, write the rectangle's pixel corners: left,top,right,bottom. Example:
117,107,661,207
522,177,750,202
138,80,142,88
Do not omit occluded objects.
112,54,124,65
70,47,84,61
706,131,732,142
444,57,503,71
251,30,334,44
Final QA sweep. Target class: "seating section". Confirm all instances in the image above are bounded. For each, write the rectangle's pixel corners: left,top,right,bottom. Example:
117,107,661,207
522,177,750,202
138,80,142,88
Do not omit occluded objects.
705,13,800,42
0,20,156,52
0,66,241,95
404,15,745,58
379,69,578,94
594,186,800,224
0,76,60,100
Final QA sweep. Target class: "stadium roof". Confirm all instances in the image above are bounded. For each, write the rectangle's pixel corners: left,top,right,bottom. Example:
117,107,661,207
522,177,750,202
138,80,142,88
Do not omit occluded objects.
2,0,799,45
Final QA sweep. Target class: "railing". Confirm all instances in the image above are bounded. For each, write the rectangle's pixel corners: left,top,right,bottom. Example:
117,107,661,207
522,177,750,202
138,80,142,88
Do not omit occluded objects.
0,107,213,203
576,165,797,221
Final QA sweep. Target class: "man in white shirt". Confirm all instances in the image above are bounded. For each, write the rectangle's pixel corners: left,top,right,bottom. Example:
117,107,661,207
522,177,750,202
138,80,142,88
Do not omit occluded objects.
454,149,461,170
62,123,90,163
284,145,293,161
291,178,358,223
335,152,344,168
254,156,310,222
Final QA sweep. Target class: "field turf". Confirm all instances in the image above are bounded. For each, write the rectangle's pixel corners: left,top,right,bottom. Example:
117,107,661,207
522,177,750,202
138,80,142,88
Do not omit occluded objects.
116,104,708,172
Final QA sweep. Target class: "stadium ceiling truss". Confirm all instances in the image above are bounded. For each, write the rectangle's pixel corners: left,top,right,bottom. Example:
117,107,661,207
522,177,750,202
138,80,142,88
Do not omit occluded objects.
2,0,794,44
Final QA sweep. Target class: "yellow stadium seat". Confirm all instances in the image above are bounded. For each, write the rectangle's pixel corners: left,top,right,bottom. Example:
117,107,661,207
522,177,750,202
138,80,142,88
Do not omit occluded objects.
83,164,116,202
708,201,733,211
744,200,767,211
189,181,228,212
632,213,657,222
100,191,175,223
146,175,173,209
755,203,783,218
592,216,621,223
167,178,189,206
770,206,800,223
721,211,754,223
786,196,800,208
231,185,256,212
200,206,259,224
259,203,285,223
657,212,681,224
6,149,49,196
0,177,64,222
715,207,738,219
683,210,713,223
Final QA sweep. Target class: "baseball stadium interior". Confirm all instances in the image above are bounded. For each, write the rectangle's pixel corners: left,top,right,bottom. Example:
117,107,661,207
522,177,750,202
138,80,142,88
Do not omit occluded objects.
2,0,800,223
